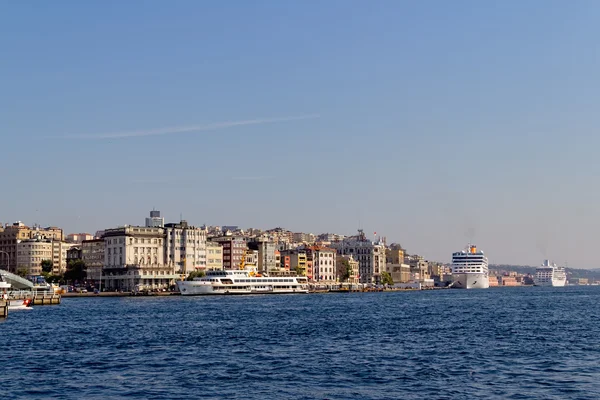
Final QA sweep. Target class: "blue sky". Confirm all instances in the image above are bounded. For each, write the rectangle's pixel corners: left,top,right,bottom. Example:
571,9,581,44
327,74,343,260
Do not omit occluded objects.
2,1,600,267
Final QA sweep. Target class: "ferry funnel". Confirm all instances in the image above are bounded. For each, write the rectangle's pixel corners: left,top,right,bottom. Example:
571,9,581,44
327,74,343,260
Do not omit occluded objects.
470,245,477,254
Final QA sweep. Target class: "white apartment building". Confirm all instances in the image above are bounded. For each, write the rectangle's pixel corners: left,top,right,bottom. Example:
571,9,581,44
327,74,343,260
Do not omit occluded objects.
102,226,177,291
329,230,386,284
309,246,337,283
164,220,207,275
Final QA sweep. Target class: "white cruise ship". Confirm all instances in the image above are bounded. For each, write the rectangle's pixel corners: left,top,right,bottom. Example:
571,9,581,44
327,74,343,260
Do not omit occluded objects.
451,244,489,289
176,270,309,295
534,260,566,287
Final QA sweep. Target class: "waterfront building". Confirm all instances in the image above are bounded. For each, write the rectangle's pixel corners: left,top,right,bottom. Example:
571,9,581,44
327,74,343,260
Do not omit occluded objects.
387,263,411,283
499,274,519,286
329,230,386,284
0,222,63,272
16,236,53,275
102,226,177,291
248,239,278,273
164,220,207,275
209,235,247,269
52,241,76,274
336,254,359,283
405,254,430,281
280,249,309,277
82,238,105,284
306,245,336,282
145,210,165,228
206,241,223,270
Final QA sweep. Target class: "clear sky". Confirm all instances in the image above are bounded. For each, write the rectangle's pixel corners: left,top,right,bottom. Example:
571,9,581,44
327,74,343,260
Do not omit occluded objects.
2,1,600,267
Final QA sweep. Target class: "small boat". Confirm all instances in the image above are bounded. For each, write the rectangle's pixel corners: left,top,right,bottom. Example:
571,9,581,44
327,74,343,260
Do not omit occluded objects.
8,298,33,311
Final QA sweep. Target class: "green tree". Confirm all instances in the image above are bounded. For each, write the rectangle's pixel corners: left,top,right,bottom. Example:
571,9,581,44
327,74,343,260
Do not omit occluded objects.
186,270,206,281
339,259,352,282
64,260,86,284
41,260,53,273
381,271,394,286
294,266,305,276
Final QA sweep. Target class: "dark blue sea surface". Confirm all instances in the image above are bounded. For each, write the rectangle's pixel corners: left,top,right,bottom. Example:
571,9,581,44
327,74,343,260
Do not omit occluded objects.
2,287,600,399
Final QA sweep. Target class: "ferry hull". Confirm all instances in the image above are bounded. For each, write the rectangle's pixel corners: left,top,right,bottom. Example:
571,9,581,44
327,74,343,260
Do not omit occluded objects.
176,281,309,296
452,273,489,289
533,279,567,287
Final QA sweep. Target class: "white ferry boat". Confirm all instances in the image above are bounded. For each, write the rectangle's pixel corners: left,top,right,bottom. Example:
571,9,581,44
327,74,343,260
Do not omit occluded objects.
534,260,566,287
176,270,309,295
451,244,489,289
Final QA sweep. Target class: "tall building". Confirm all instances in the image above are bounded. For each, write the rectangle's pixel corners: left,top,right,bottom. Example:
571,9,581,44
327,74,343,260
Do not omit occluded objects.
248,240,277,273
206,241,223,270
145,210,165,228
82,238,105,285
0,222,63,272
164,220,207,275
52,241,77,274
16,236,53,275
102,226,176,291
209,235,247,269
306,245,336,282
329,230,386,284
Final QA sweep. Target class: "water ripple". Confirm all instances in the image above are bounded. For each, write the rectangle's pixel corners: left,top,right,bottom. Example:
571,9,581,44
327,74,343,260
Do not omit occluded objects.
2,287,600,399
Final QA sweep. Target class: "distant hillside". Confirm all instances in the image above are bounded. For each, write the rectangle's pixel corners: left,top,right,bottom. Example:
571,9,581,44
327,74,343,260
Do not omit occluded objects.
490,264,600,282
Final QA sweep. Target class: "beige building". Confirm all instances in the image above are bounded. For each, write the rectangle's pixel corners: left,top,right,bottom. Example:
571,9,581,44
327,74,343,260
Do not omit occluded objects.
387,263,411,283
386,244,405,264
82,239,105,284
336,254,359,283
52,241,76,274
164,220,207,275
0,222,63,272
66,233,95,243
16,237,53,275
206,241,223,270
102,226,177,291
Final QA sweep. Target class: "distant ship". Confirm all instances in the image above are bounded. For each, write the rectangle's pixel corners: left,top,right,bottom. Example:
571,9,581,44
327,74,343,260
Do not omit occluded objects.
534,260,566,287
451,244,489,289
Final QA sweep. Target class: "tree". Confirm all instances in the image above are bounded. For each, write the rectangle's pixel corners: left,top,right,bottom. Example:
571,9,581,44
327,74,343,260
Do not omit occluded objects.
41,260,53,273
294,266,305,276
381,271,394,286
339,259,352,282
64,260,86,284
16,268,28,277
186,270,206,281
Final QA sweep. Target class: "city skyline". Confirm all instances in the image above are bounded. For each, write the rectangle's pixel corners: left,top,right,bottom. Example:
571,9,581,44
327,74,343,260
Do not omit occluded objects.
3,1,600,267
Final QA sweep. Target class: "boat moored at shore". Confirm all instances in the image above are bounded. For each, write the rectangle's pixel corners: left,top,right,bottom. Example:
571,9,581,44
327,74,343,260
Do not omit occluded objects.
534,260,567,287
176,270,309,295
451,244,489,289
